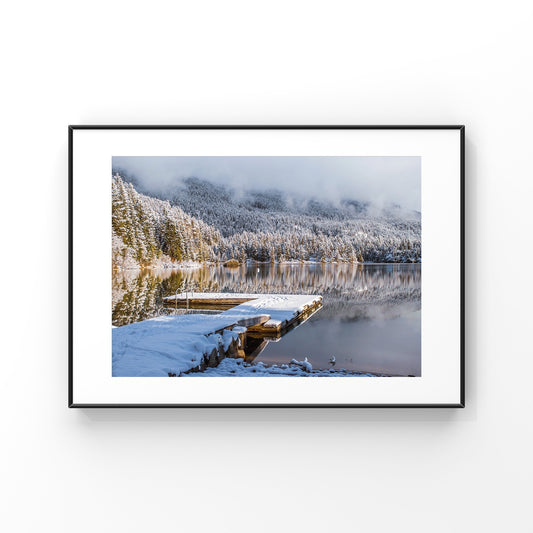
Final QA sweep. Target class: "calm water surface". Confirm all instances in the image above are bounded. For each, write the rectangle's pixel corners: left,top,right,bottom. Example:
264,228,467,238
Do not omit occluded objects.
112,263,421,376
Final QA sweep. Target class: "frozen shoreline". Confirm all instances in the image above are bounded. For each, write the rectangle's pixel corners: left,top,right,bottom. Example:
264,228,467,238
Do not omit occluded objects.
113,293,322,377
116,259,422,272
183,358,385,377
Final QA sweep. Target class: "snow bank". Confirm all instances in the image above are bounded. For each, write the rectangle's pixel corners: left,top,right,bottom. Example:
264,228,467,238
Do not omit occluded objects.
112,315,241,376
183,358,381,377
113,293,321,377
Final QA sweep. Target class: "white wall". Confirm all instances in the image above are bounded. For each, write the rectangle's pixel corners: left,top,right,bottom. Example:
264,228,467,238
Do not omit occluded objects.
2,1,532,532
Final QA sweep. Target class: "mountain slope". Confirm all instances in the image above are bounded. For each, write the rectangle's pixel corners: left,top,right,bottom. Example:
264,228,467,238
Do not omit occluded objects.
113,171,421,265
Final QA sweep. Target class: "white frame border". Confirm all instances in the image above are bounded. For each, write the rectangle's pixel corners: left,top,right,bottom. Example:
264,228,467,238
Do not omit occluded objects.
69,126,464,408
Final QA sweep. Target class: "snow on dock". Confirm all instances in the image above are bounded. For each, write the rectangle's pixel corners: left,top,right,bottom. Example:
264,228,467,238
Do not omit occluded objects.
113,293,322,377
164,293,322,331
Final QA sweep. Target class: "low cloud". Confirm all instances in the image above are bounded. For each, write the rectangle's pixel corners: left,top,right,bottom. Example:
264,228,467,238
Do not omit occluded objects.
112,156,421,211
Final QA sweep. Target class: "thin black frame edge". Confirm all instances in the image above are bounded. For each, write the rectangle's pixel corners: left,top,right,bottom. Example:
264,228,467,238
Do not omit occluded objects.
68,124,465,130
69,404,465,408
68,125,465,409
68,125,74,408
459,125,465,408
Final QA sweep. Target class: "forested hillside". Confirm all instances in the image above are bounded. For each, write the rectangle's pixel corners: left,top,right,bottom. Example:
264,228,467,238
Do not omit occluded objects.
112,175,221,270
112,171,421,269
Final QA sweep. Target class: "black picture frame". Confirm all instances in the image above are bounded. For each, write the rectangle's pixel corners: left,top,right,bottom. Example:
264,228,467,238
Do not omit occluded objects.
69,125,465,408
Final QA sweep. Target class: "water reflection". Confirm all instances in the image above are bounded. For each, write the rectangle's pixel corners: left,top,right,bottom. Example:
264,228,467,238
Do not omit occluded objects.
112,263,421,375
253,304,421,375
113,263,420,324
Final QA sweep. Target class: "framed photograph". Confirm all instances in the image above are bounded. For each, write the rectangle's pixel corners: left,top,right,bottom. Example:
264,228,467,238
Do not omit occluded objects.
69,125,464,407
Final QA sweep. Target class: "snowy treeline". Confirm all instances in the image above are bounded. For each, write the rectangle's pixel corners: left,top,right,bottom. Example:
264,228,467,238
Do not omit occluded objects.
216,226,418,264
112,175,221,270
112,171,421,268
162,176,420,263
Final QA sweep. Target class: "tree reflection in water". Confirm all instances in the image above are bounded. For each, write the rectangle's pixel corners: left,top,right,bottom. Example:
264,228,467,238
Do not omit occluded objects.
112,263,421,327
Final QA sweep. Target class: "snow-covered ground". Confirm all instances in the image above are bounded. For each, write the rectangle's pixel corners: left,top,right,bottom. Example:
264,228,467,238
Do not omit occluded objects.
113,293,322,377
184,358,382,377
112,314,241,376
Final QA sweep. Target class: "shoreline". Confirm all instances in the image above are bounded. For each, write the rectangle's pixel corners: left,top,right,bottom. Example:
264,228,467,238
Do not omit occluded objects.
114,260,422,273
182,358,397,378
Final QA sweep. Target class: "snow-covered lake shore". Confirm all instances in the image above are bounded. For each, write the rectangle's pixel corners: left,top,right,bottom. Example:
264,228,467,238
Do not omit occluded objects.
119,259,422,272
184,358,383,377
112,293,322,377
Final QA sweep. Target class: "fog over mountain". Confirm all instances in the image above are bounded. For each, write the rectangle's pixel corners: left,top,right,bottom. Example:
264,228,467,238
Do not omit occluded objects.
111,164,421,270
112,156,421,211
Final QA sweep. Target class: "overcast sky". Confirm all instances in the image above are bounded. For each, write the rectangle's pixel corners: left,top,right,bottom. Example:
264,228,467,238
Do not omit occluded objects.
112,156,421,210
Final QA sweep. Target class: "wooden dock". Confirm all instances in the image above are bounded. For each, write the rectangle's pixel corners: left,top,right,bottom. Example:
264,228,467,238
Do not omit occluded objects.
113,293,323,377
163,292,322,334
164,295,255,310
246,298,322,336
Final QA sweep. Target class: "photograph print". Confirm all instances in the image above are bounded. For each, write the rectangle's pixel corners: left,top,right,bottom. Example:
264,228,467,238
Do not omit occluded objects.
111,155,422,379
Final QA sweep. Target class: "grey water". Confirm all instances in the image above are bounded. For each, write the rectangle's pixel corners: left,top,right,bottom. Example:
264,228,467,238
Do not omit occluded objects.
112,263,421,376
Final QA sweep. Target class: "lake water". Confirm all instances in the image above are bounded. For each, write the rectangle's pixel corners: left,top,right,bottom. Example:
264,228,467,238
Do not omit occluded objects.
112,263,421,376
